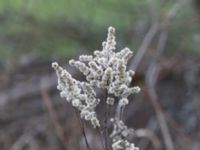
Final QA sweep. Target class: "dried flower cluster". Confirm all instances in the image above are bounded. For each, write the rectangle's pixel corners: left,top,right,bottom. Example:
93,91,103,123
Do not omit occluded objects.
110,118,139,150
52,62,100,128
52,26,140,150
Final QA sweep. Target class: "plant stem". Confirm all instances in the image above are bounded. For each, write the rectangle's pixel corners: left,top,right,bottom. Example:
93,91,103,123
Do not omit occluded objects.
120,106,125,120
104,91,109,150
97,127,106,150
105,105,109,150
74,108,91,150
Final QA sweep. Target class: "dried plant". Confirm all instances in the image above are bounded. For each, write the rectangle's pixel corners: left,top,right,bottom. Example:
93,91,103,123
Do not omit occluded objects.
52,27,140,150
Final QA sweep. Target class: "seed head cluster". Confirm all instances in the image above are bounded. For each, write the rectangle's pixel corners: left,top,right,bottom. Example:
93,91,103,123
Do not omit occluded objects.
110,118,139,150
52,26,140,150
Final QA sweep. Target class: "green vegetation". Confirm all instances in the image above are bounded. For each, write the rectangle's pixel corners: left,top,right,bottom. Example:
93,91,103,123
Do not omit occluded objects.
0,0,199,62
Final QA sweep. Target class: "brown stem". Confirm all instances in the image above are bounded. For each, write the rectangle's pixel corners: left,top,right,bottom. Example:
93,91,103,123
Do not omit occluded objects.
74,108,91,150
104,91,109,150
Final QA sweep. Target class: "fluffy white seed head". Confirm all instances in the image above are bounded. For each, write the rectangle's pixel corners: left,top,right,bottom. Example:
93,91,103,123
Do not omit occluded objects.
52,27,140,149
119,98,129,106
91,117,100,128
131,86,141,93
107,97,115,105
72,99,81,107
52,62,58,69
79,55,93,62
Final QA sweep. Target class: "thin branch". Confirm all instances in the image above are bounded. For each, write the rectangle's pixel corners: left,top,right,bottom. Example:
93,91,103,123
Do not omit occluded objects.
129,0,191,72
73,108,92,150
97,127,106,150
40,80,68,150
135,128,162,150
130,1,191,150
104,91,109,150
10,132,36,150
130,22,159,71
145,32,174,150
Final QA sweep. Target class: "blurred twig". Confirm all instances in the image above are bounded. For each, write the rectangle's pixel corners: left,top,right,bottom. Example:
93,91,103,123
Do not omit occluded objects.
129,1,192,150
0,73,56,108
135,128,162,150
137,117,161,150
130,22,159,71
145,65,174,150
73,108,92,150
164,111,193,142
40,79,68,150
130,0,191,72
145,15,173,150
10,132,37,150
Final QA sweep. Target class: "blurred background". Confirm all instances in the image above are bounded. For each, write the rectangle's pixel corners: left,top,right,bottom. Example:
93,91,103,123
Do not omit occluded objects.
0,0,199,150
